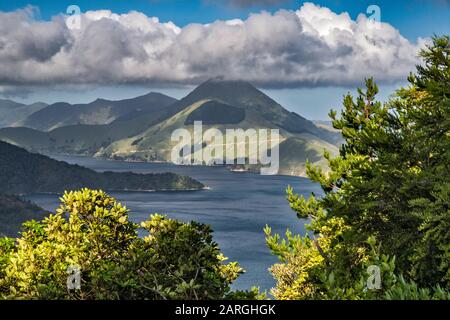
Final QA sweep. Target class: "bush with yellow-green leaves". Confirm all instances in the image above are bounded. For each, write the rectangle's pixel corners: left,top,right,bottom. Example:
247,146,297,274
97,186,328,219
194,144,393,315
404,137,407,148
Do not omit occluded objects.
0,189,246,300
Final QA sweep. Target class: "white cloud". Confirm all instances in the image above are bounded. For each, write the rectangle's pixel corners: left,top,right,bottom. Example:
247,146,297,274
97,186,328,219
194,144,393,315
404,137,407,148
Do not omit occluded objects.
0,3,427,95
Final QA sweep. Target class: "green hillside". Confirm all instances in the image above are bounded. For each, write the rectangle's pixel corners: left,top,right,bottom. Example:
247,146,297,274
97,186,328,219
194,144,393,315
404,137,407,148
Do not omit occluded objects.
0,94,186,155
167,79,341,145
0,100,47,128
98,80,340,176
185,100,246,125
18,92,178,131
0,141,204,195
0,80,341,176
0,194,49,237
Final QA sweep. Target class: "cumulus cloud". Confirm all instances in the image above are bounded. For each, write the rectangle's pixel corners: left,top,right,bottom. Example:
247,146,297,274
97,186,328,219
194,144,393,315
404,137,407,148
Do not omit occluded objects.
0,3,426,95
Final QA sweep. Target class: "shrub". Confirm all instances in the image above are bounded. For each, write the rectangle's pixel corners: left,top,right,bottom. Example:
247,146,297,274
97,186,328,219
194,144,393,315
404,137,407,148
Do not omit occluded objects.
0,189,242,300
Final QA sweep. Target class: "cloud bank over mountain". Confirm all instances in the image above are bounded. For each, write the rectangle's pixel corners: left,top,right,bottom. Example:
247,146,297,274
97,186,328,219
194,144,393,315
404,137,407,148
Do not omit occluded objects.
0,3,426,95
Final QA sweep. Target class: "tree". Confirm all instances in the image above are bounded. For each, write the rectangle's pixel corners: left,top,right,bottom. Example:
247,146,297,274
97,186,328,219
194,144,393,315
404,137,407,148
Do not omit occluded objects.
0,189,244,300
266,36,450,300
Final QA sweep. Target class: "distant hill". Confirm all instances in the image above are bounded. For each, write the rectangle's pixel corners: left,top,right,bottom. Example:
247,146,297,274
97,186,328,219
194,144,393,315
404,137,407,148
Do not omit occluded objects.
0,194,49,237
163,79,340,144
0,99,48,128
0,141,204,195
17,92,178,131
98,79,340,176
0,80,342,176
0,93,187,155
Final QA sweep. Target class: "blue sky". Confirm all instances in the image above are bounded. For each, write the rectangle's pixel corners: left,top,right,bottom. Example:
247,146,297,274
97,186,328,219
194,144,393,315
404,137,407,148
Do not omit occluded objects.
0,0,449,119
1,0,448,40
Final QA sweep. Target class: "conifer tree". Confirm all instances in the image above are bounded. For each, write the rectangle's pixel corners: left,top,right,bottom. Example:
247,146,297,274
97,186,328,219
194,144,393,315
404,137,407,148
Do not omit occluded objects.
266,36,450,299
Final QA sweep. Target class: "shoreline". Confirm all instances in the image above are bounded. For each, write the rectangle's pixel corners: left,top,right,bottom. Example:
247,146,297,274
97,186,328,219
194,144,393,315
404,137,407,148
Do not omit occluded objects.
45,152,309,178
17,186,210,197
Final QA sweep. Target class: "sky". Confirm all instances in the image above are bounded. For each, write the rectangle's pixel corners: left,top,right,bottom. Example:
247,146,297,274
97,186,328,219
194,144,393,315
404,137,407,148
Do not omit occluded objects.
0,0,449,119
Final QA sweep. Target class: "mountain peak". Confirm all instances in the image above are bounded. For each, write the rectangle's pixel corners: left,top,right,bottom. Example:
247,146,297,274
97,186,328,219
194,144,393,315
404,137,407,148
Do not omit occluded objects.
180,78,267,108
91,98,112,105
142,91,174,99
201,77,256,89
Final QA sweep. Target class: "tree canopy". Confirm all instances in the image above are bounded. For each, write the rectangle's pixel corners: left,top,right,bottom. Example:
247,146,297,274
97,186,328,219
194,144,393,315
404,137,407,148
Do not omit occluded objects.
0,189,244,300
266,36,450,300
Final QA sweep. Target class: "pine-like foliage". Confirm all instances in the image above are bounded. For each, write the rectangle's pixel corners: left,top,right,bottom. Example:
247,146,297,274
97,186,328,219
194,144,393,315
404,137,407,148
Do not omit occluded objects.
266,36,450,300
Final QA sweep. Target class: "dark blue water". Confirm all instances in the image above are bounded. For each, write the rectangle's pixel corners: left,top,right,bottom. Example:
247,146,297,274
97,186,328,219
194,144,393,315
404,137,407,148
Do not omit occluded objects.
24,155,320,292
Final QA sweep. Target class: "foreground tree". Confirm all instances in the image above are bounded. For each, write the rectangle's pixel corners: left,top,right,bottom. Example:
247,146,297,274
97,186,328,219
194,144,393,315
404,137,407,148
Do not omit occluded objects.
0,189,244,300
266,36,450,300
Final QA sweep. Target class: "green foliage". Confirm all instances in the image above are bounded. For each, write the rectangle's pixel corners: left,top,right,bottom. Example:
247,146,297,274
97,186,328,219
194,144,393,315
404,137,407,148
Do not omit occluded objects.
266,36,450,300
0,140,204,195
226,287,267,300
0,189,242,300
